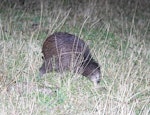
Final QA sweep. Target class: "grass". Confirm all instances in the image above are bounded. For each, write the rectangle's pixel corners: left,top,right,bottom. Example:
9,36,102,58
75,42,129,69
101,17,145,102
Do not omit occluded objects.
0,0,150,115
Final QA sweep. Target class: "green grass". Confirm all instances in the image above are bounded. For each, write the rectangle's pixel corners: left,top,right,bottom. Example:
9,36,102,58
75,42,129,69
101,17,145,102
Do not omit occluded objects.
0,0,150,115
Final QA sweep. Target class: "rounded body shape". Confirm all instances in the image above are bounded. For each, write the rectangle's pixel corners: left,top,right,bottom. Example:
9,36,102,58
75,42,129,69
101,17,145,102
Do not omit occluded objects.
39,32,101,85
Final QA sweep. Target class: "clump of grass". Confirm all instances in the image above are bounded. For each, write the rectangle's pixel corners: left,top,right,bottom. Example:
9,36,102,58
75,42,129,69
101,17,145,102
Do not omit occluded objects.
0,0,150,115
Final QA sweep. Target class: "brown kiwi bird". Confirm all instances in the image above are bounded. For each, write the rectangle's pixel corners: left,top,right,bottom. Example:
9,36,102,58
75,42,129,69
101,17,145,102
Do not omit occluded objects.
39,32,101,86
